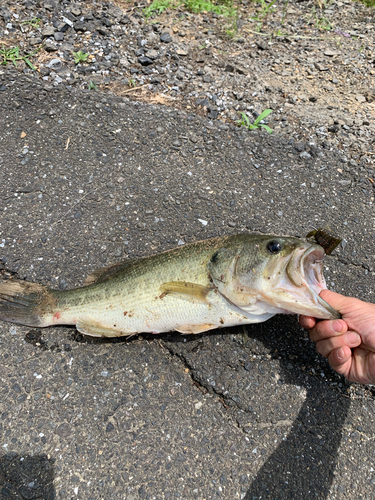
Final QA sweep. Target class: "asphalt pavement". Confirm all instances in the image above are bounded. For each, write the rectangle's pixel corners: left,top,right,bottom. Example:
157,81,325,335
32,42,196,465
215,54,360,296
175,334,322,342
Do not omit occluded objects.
0,70,374,500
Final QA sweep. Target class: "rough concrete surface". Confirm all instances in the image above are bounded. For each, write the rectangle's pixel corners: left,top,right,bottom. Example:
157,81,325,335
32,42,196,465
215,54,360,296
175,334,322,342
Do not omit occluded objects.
0,72,375,499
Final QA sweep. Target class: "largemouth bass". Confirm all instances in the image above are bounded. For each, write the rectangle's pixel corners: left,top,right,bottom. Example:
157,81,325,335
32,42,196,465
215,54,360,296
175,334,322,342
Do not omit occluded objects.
0,233,340,337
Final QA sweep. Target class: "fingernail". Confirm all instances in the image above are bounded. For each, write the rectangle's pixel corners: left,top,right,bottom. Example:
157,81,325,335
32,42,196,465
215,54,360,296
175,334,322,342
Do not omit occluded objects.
345,331,360,345
337,347,345,360
332,320,343,333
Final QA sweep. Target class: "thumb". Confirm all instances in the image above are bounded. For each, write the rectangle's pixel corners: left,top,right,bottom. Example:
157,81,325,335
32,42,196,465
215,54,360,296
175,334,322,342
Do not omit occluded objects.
319,289,355,315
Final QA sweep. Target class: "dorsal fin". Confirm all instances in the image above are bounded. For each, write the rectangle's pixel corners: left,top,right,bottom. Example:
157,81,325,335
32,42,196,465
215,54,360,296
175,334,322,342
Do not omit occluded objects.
84,260,134,286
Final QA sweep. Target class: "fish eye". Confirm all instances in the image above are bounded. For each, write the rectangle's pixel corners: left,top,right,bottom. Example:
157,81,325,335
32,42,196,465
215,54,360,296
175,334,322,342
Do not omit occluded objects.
267,241,282,254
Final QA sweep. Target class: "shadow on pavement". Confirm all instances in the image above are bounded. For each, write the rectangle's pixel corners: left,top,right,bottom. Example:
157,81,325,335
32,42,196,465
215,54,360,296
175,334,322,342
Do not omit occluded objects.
0,453,55,499
244,316,350,500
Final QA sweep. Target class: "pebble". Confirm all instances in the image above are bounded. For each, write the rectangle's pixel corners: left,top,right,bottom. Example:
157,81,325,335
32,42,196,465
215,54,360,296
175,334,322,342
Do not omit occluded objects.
145,50,158,60
41,26,55,38
314,62,328,71
364,90,375,103
44,41,58,52
355,94,366,103
138,56,153,66
338,180,351,187
54,32,64,41
324,50,339,57
160,33,172,43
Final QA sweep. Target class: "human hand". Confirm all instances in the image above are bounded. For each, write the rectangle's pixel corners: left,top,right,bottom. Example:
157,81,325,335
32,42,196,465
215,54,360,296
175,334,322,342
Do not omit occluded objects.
299,290,375,384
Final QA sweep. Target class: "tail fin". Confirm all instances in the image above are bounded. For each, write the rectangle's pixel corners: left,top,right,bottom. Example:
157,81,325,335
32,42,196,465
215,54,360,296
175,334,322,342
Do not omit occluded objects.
0,279,51,327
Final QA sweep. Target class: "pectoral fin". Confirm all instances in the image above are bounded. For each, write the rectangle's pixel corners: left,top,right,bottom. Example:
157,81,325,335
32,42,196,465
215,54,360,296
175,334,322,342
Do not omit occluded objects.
159,282,213,304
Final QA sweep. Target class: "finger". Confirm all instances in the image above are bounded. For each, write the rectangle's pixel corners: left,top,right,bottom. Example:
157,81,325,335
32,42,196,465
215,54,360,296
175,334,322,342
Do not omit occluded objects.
327,346,352,377
309,318,348,342
319,289,362,315
299,315,316,329
315,331,361,358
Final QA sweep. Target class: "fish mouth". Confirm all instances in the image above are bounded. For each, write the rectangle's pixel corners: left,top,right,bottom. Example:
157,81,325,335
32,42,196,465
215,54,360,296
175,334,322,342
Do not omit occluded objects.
283,244,341,319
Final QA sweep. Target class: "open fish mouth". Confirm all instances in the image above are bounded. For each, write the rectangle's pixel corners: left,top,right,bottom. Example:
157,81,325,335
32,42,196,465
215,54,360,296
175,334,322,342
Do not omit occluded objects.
284,244,341,319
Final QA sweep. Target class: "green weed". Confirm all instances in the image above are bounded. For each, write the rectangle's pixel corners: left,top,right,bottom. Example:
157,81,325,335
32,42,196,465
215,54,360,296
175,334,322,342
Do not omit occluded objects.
251,0,277,22
144,0,237,20
0,45,38,70
237,109,273,133
359,0,375,6
73,50,89,64
88,81,98,91
273,29,289,37
129,78,136,87
143,0,176,19
183,0,235,16
20,17,42,28
310,7,333,30
225,21,238,37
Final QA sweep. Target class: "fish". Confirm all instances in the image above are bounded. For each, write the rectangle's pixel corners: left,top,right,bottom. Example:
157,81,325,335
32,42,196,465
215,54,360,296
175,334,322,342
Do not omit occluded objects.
0,233,340,338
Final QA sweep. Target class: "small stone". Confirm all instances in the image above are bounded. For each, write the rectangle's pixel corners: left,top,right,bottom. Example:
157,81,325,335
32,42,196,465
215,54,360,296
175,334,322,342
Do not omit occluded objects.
41,26,55,38
338,180,351,187
160,32,172,43
324,50,338,57
300,151,311,159
145,50,158,60
176,49,188,56
44,0,57,11
119,58,129,67
97,28,109,37
46,58,62,69
314,62,328,71
255,41,267,50
56,22,70,32
44,41,58,52
138,56,153,66
364,89,375,103
328,124,339,133
74,21,88,32
54,32,64,41
70,6,81,16
355,94,366,103
29,37,43,46
102,17,113,27
309,96,317,102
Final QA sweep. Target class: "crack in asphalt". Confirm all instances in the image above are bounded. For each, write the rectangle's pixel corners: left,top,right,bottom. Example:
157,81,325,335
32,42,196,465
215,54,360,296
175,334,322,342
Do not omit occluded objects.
160,339,246,415
336,255,373,273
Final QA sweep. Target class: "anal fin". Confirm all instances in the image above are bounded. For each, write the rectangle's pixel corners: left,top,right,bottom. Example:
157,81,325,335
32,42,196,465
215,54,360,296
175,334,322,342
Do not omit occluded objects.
76,318,131,338
175,323,217,334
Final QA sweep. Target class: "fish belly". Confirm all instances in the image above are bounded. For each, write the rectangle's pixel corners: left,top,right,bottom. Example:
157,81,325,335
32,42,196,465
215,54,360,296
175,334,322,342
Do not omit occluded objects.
65,289,271,337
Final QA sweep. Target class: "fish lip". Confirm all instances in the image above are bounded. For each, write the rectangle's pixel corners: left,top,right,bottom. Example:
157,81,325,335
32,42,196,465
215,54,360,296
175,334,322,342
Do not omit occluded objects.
299,245,341,319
